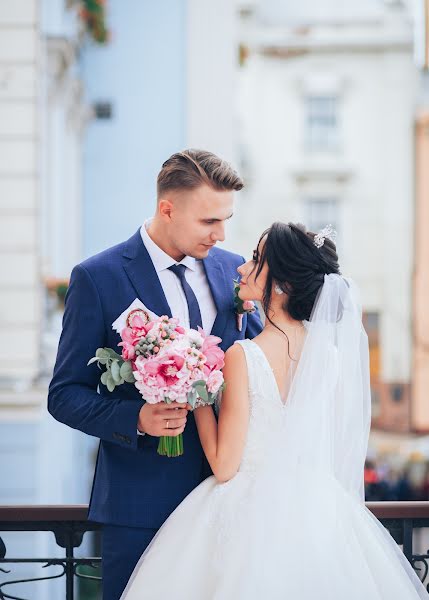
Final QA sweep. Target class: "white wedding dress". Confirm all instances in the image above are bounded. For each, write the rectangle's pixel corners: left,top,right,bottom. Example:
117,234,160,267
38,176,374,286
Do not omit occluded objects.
121,276,428,599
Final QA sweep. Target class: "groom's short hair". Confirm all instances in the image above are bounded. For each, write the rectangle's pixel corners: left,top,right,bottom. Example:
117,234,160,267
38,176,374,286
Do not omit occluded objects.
157,149,243,199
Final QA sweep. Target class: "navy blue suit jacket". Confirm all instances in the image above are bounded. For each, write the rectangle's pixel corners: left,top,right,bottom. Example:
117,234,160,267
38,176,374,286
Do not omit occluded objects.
48,229,263,528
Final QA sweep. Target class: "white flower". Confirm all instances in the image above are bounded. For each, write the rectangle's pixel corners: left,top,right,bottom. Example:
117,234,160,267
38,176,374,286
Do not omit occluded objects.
187,329,204,348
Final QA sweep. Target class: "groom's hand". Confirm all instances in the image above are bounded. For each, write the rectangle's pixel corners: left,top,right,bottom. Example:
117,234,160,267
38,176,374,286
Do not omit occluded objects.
138,402,191,437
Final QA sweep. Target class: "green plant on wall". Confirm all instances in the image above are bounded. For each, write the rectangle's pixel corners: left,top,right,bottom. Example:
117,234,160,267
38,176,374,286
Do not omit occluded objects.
45,278,69,309
79,0,109,44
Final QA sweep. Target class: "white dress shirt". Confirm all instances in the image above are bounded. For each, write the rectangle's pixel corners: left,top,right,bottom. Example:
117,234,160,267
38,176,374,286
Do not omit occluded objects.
140,220,217,334
137,220,218,435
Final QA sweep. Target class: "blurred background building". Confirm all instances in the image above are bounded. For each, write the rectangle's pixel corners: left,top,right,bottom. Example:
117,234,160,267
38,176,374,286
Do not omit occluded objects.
236,0,418,434
0,0,429,597
234,0,429,498
0,0,239,597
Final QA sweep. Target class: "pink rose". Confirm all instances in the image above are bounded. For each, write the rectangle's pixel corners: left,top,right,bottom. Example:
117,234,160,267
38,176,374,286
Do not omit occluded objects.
207,370,224,395
243,300,256,312
120,344,135,361
200,329,225,372
118,327,140,359
120,325,143,346
203,344,225,372
129,314,145,329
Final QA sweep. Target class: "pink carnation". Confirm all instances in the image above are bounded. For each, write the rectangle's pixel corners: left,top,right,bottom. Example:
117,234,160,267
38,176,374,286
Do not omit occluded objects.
243,300,256,312
200,329,225,372
207,370,224,394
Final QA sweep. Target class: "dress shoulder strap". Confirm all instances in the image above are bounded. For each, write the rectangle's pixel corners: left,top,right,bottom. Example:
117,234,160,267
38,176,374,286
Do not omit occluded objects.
234,339,265,399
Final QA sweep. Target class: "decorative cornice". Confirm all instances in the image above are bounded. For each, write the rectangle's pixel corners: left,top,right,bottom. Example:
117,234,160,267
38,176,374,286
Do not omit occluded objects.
45,36,90,133
292,166,353,184
46,36,77,85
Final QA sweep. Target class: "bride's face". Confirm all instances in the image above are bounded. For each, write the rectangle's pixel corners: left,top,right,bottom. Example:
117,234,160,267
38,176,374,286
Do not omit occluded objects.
236,238,268,302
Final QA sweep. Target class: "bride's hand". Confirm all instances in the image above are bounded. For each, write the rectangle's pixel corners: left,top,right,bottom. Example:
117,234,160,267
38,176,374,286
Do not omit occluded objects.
138,402,191,437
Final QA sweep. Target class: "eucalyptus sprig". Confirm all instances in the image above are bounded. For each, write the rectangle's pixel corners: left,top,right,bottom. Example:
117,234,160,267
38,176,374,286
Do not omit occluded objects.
87,348,135,392
186,380,225,409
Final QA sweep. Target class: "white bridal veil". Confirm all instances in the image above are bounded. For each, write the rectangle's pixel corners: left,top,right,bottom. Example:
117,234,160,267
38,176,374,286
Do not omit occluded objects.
282,273,371,502
268,273,427,597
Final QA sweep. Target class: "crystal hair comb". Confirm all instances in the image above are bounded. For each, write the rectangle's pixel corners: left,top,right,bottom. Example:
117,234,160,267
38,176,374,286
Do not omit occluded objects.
313,224,337,249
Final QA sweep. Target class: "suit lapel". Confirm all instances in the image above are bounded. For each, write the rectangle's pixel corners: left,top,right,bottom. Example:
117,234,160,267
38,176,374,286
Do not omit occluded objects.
203,251,233,339
122,232,234,338
122,230,172,318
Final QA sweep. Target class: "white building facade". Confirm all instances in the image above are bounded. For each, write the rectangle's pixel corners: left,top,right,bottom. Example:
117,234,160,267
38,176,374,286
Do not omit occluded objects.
0,1,93,598
0,0,240,597
236,0,418,432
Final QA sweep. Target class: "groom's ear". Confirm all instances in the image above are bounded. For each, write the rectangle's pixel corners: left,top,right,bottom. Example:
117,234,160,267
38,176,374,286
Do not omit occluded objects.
158,198,174,221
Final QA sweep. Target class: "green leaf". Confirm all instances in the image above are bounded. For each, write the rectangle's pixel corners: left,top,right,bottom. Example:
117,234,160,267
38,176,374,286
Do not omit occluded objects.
100,371,109,386
96,348,111,359
125,372,135,384
192,379,206,387
105,348,124,361
193,382,209,403
111,360,121,384
187,388,198,409
106,375,115,393
87,356,99,366
120,361,134,383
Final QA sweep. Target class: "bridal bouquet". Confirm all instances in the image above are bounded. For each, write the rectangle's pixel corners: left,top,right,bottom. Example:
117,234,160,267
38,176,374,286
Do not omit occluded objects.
88,308,225,457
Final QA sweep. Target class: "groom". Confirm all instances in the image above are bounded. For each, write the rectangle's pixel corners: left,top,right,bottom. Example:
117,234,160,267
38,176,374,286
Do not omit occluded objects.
48,149,263,600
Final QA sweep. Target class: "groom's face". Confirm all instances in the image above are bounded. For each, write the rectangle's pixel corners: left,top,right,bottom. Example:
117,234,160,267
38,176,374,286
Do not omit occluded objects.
164,184,234,260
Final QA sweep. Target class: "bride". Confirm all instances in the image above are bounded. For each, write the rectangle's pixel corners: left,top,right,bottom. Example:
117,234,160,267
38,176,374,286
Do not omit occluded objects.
121,222,427,599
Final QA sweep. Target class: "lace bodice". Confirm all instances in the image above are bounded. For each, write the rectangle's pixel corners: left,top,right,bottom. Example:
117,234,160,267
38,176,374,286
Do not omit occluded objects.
234,339,290,475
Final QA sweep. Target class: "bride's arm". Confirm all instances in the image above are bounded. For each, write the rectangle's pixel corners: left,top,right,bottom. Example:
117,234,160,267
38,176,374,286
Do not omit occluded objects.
193,343,249,483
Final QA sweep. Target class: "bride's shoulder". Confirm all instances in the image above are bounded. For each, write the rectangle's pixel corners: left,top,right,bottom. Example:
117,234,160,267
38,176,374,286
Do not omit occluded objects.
223,342,250,376
225,340,248,362
220,343,249,402
226,339,261,374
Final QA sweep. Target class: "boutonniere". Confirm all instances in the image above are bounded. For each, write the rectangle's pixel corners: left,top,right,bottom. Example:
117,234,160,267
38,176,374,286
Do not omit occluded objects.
233,279,256,332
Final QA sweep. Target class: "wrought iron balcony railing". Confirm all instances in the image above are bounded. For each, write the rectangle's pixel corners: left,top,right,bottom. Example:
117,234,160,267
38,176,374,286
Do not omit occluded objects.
1,502,429,599
0,506,101,599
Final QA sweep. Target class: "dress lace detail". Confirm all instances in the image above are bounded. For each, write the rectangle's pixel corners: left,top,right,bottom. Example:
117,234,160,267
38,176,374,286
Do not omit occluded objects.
234,339,287,475
206,339,290,566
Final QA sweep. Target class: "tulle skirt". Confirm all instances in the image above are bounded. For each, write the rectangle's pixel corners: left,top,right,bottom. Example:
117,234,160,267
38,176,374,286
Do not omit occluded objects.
120,467,427,599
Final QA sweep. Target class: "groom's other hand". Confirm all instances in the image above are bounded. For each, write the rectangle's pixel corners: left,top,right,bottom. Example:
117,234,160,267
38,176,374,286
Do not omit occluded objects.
138,403,191,437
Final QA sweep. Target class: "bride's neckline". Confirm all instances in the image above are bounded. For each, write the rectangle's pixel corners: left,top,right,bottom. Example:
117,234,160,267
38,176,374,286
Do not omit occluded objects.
248,339,294,408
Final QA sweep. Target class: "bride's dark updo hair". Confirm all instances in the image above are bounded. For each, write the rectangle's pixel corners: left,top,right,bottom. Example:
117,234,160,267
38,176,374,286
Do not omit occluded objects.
253,222,341,322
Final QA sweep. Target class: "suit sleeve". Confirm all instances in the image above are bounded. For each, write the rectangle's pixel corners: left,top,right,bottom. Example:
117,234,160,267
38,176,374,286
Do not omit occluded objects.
48,264,144,450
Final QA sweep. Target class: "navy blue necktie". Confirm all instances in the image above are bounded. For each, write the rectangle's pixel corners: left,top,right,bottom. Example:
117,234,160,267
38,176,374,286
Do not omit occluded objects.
168,264,203,330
